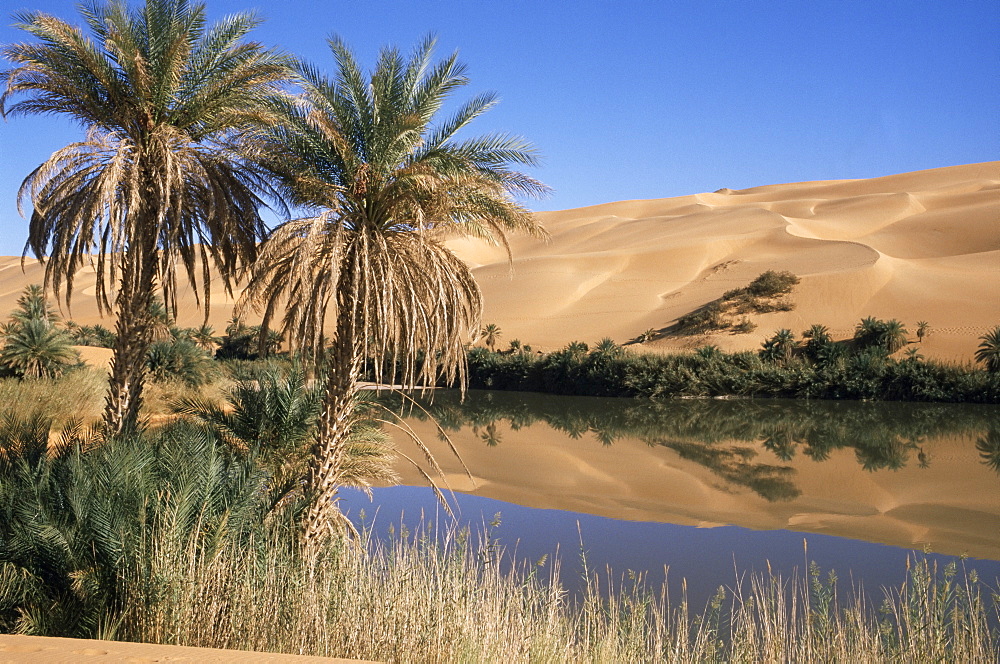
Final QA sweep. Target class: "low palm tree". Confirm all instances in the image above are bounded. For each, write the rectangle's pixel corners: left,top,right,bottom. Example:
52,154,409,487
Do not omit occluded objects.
760,328,796,364
2,0,290,435
189,325,219,353
802,323,833,362
237,37,547,543
591,337,623,360
0,318,79,379
853,316,882,350
173,364,398,528
0,285,78,379
879,319,909,355
481,323,502,351
635,328,658,344
975,326,1000,372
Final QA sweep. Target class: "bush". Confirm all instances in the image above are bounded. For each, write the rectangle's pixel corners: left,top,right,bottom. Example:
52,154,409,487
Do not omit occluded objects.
147,339,215,387
746,270,800,297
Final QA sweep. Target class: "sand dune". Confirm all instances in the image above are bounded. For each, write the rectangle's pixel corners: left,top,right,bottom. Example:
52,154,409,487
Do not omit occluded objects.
0,162,995,362
465,161,999,361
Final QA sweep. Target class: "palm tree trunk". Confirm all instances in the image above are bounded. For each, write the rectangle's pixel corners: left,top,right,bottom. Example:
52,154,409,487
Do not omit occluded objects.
102,234,158,437
301,256,361,546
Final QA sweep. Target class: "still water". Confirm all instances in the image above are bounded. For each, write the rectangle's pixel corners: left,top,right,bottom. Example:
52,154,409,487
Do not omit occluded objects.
340,391,1000,608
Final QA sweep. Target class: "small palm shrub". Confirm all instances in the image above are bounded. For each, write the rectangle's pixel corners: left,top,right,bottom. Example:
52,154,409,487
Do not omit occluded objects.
0,286,79,379
146,338,215,387
760,329,796,364
216,318,283,360
0,318,79,379
975,326,1000,372
173,364,398,531
65,323,117,348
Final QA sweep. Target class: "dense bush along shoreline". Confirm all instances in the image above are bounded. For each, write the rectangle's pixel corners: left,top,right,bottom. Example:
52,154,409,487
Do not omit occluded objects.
461,338,1000,403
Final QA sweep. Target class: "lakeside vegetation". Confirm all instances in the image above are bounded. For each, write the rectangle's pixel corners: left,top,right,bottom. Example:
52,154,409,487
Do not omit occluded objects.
0,372,997,661
463,320,1000,403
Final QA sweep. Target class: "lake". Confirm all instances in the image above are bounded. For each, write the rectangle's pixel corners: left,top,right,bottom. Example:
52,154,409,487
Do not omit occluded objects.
340,391,1000,609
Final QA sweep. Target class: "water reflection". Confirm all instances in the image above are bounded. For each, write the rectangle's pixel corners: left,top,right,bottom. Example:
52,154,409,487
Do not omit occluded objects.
370,390,1000,561
978,430,1000,472
382,390,1000,502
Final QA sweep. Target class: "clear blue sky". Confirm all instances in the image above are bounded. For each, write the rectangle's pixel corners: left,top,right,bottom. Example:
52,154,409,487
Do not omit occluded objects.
1,0,997,256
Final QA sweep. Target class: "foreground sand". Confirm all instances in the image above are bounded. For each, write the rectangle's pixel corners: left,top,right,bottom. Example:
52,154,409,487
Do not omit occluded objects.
0,162,995,363
0,634,374,663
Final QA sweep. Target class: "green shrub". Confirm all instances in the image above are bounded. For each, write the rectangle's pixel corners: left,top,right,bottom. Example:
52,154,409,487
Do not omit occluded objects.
147,339,215,387
746,270,800,297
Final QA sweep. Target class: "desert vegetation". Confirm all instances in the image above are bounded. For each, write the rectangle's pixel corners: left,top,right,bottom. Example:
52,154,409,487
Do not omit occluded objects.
673,270,799,335
464,318,1000,403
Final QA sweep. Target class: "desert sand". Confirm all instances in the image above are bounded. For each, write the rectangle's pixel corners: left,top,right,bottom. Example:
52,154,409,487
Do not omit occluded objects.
0,161,996,362
457,161,999,361
0,634,373,663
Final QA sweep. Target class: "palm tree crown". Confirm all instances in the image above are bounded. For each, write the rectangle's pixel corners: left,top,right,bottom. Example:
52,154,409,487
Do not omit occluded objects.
240,36,548,379
2,0,291,433
975,326,1000,373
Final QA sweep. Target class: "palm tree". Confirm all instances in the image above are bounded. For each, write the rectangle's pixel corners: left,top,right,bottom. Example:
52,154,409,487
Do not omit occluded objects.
916,321,930,343
10,285,59,326
0,285,79,379
879,319,909,355
635,328,658,344
760,328,796,364
2,1,290,435
0,317,79,379
590,337,623,360
237,37,547,543
189,324,219,353
481,323,502,352
853,316,882,351
802,323,832,362
975,326,1000,372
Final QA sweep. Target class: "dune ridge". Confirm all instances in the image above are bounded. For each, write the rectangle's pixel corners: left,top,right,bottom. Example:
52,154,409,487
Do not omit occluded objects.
0,162,995,361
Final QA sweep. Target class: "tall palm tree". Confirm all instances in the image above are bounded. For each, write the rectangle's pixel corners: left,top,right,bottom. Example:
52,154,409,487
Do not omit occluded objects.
481,323,502,351
238,37,547,543
1,0,290,435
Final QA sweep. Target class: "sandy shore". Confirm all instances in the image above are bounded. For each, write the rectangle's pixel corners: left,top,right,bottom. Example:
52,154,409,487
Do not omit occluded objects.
0,634,375,663
0,162,995,364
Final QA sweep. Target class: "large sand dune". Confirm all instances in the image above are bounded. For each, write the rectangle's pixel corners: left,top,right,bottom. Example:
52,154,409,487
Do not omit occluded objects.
461,161,999,361
0,162,996,362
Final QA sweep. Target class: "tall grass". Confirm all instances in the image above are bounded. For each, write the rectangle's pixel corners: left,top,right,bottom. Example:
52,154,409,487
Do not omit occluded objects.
0,368,106,426
117,518,998,662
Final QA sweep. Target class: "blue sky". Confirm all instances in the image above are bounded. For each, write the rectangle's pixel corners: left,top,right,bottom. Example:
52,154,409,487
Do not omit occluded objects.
1,0,997,256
